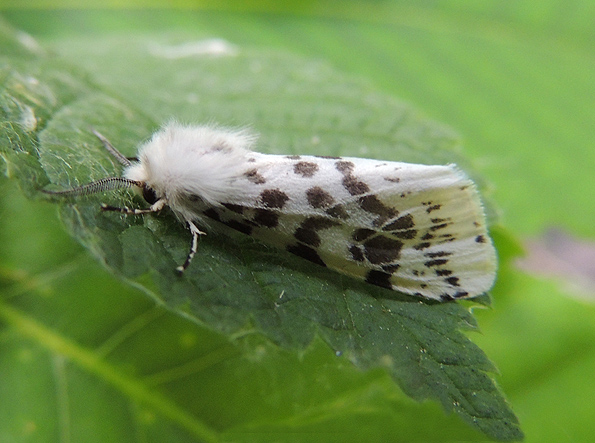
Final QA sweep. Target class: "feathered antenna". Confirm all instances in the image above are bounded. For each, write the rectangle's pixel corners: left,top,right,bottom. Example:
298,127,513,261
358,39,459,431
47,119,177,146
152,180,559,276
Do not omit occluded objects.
42,176,142,197
91,129,133,167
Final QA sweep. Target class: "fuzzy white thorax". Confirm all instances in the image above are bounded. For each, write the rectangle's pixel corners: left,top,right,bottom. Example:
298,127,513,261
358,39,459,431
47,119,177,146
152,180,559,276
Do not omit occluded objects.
125,122,255,211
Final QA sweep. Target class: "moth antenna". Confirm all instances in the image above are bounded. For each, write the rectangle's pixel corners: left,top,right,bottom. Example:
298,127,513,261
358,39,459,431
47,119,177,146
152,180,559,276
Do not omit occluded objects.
91,129,133,167
42,177,143,197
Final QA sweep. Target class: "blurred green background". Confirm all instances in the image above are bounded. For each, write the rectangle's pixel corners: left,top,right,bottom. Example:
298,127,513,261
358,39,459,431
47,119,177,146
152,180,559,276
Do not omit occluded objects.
1,1,594,442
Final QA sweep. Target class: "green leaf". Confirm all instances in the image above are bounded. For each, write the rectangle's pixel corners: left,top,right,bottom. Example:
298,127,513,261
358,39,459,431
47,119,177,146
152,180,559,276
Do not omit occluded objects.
0,16,521,441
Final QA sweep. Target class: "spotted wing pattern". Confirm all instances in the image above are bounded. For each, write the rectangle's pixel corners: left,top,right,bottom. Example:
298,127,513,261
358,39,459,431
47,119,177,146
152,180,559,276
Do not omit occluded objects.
182,153,497,301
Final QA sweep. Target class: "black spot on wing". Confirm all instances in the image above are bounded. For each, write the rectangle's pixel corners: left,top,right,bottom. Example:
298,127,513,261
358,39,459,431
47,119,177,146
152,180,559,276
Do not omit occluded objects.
382,214,417,240
352,228,376,242
326,204,349,219
424,251,452,258
382,214,413,231
203,208,253,235
259,189,289,209
392,229,417,239
435,269,452,276
365,270,393,289
222,203,245,214
306,186,335,208
294,217,340,247
301,216,340,231
359,195,398,218
381,264,400,274
225,220,253,235
203,208,221,222
287,244,326,267
253,209,280,228
335,161,354,173
414,242,431,250
342,175,369,195
441,291,469,300
429,223,449,231
349,245,365,262
245,168,266,184
294,161,319,177
294,228,321,247
424,259,448,267
363,235,403,265
335,160,369,195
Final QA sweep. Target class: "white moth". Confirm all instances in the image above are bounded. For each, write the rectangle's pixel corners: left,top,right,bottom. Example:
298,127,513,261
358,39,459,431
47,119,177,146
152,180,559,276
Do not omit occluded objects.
44,122,497,301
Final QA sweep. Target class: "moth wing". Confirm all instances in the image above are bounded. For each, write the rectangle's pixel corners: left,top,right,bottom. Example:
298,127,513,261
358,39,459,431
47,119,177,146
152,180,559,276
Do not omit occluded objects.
196,154,496,300
280,161,497,300
350,170,497,300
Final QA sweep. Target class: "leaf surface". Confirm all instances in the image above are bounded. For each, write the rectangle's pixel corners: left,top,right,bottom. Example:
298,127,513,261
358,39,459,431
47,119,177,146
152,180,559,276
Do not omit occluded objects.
0,16,521,441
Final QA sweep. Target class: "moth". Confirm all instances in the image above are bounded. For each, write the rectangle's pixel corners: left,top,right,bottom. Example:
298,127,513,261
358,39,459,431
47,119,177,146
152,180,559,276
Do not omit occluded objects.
43,122,497,301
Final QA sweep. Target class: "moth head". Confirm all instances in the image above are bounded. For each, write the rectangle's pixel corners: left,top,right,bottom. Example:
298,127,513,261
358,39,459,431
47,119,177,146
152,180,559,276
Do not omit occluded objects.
141,184,158,204
123,159,165,204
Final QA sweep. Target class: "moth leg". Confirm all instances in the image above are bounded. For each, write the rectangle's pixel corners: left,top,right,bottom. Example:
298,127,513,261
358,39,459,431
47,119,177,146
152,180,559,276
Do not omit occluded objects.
176,221,206,274
101,199,166,215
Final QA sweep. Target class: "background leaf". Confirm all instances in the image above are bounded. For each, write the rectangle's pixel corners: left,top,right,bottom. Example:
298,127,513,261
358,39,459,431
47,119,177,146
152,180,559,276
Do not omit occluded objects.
1,15,520,441
2,2,594,442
